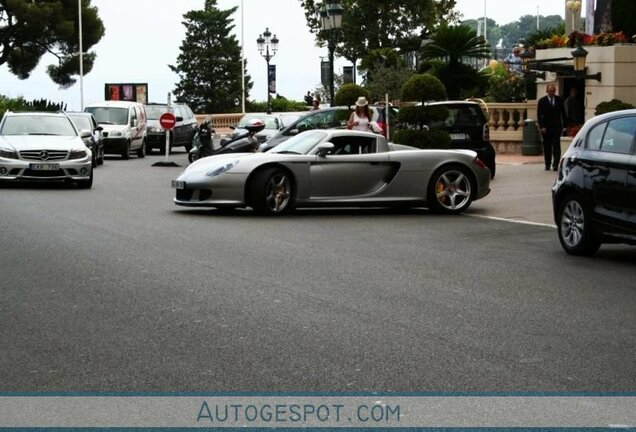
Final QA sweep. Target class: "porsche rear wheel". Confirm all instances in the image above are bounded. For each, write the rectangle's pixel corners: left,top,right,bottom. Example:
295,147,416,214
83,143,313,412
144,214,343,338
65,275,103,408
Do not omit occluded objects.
427,165,473,214
248,167,293,215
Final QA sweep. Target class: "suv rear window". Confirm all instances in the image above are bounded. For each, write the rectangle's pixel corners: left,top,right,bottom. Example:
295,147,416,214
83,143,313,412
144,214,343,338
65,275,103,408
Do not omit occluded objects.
428,105,485,129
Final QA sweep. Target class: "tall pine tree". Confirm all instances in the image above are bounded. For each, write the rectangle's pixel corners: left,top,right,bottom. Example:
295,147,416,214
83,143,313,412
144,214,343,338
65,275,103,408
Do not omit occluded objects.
170,0,251,113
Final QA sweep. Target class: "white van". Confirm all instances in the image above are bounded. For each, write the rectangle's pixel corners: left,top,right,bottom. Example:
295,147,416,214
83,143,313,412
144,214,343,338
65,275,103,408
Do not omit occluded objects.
85,101,147,159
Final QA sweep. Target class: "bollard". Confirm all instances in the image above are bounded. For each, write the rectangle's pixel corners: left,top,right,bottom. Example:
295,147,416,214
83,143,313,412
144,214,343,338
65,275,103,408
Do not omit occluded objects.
522,118,542,156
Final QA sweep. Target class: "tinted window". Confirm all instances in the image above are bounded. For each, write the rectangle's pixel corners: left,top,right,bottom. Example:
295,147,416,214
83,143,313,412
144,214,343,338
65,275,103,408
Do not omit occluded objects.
600,117,636,154
586,122,606,151
294,109,351,133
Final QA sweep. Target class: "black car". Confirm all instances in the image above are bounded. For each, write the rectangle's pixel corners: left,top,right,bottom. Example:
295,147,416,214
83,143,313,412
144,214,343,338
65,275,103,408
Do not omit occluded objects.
552,109,636,255
261,105,398,151
419,101,496,178
67,112,104,167
144,103,198,153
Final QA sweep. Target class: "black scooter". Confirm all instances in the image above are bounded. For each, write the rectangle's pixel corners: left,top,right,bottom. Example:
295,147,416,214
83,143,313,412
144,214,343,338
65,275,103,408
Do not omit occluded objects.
188,118,266,163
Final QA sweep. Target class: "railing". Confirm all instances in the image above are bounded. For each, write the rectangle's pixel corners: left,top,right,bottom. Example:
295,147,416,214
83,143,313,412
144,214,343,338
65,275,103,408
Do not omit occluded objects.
195,113,243,130
195,102,538,153
486,101,537,154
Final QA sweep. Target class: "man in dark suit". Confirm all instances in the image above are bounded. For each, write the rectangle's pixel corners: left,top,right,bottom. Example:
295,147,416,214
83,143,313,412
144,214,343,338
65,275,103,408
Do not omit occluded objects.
537,84,568,171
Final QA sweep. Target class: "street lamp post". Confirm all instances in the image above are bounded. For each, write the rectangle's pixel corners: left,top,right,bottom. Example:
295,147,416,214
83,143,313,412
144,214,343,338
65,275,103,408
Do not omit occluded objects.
320,3,343,107
256,28,279,114
566,0,582,32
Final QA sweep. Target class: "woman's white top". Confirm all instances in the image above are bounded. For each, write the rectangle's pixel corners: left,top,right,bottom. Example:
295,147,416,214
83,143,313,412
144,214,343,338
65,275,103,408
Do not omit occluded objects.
351,111,370,131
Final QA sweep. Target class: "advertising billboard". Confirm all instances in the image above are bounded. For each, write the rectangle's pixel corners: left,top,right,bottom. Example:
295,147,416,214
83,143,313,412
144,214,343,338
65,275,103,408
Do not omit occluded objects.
105,83,148,104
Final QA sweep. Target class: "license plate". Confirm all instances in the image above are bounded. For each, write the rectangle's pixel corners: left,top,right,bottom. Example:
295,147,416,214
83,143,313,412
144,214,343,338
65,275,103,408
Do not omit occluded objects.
171,180,185,189
450,133,469,140
30,163,60,171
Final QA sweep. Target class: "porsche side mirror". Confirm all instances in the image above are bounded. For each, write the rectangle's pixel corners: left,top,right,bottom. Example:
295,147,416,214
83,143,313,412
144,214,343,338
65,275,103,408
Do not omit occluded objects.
316,142,335,157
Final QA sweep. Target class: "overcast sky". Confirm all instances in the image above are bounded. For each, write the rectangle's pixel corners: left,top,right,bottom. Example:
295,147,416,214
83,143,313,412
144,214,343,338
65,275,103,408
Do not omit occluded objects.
0,0,576,112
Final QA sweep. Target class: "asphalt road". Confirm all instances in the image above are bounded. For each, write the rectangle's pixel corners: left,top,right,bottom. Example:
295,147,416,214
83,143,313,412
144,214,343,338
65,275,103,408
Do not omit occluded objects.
0,151,634,392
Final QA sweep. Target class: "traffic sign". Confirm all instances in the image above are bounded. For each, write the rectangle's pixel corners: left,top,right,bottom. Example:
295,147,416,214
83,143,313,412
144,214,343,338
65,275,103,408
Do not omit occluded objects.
159,112,176,130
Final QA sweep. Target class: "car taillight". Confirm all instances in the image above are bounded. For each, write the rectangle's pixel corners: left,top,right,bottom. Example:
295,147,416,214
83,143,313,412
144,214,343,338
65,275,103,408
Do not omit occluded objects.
473,157,487,170
482,123,490,141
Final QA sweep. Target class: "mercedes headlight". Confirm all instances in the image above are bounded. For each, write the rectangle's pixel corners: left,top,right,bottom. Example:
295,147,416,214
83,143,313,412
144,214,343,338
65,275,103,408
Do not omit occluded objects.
0,149,18,159
206,160,239,177
68,149,88,160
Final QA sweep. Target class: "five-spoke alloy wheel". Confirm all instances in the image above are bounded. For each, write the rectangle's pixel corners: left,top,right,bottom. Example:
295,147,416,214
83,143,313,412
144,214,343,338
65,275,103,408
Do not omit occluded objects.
428,165,473,214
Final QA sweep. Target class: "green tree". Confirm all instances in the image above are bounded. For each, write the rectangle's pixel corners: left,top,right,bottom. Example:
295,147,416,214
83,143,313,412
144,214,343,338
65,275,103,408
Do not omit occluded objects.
363,62,414,103
0,0,104,87
419,24,489,99
462,18,501,49
401,73,446,103
499,14,563,48
299,0,458,72
334,83,368,106
170,0,252,113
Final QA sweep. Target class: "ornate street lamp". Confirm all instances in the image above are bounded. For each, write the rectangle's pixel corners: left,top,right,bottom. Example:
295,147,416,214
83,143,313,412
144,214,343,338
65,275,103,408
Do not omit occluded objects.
320,3,343,106
571,45,602,81
566,0,582,32
256,28,279,114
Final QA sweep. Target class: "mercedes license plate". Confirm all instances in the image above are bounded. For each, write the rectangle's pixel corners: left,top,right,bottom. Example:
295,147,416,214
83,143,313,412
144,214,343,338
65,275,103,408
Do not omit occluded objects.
30,163,60,171
171,180,185,189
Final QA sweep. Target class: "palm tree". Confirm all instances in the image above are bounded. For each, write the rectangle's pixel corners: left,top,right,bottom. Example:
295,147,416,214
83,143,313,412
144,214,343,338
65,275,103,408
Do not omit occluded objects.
419,24,491,99
420,24,491,66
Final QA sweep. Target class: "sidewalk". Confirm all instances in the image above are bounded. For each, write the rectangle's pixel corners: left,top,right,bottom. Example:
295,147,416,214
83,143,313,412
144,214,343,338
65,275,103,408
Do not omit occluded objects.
496,153,544,165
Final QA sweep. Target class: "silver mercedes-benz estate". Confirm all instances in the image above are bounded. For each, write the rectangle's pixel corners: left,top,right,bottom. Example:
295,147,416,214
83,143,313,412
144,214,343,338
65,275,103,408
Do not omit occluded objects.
0,111,93,188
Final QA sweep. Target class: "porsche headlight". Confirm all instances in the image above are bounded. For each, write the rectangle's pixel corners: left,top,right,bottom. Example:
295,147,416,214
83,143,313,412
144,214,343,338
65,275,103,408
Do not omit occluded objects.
68,149,88,160
0,149,18,159
206,160,239,177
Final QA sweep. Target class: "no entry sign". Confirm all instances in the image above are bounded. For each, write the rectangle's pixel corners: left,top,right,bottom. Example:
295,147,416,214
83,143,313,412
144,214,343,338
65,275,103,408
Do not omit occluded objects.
159,112,176,130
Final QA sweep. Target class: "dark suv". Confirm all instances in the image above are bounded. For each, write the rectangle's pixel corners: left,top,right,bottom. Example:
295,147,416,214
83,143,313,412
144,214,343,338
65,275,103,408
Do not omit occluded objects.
261,105,398,151
552,109,636,255
144,103,197,153
419,101,496,178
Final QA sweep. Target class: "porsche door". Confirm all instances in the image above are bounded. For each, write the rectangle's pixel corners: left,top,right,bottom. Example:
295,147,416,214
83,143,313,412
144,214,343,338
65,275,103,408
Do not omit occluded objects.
309,135,394,198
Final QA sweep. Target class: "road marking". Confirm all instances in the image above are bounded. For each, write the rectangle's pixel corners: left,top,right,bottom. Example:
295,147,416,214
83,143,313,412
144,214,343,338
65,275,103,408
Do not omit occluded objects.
466,213,557,229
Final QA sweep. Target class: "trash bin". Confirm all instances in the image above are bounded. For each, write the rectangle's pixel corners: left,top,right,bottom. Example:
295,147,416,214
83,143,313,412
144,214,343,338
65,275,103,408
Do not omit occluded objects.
522,118,542,156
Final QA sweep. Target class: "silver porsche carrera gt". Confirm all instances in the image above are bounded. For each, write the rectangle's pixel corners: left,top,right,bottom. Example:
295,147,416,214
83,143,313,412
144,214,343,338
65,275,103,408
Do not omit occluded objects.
172,129,491,215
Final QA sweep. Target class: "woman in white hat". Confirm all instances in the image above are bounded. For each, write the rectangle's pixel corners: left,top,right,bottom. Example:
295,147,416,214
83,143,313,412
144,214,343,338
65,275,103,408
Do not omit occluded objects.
347,96,371,131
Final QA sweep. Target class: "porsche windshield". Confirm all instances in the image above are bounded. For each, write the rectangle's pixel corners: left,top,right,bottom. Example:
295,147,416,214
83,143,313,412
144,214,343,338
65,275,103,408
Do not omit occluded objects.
269,131,327,155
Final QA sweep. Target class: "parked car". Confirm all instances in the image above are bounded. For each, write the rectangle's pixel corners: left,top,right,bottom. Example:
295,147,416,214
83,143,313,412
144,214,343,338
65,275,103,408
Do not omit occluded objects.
84,100,147,159
260,105,398,152
416,101,496,178
552,109,636,255
228,113,288,145
172,129,491,215
0,111,93,188
144,102,197,154
67,112,104,167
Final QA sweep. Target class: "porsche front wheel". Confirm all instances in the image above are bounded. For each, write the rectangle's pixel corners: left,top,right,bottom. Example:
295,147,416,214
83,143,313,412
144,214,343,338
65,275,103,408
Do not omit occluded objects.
427,165,473,214
248,168,293,215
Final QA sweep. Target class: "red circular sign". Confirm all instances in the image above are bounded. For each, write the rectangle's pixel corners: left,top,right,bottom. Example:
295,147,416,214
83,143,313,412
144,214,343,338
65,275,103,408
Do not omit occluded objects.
159,112,176,130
